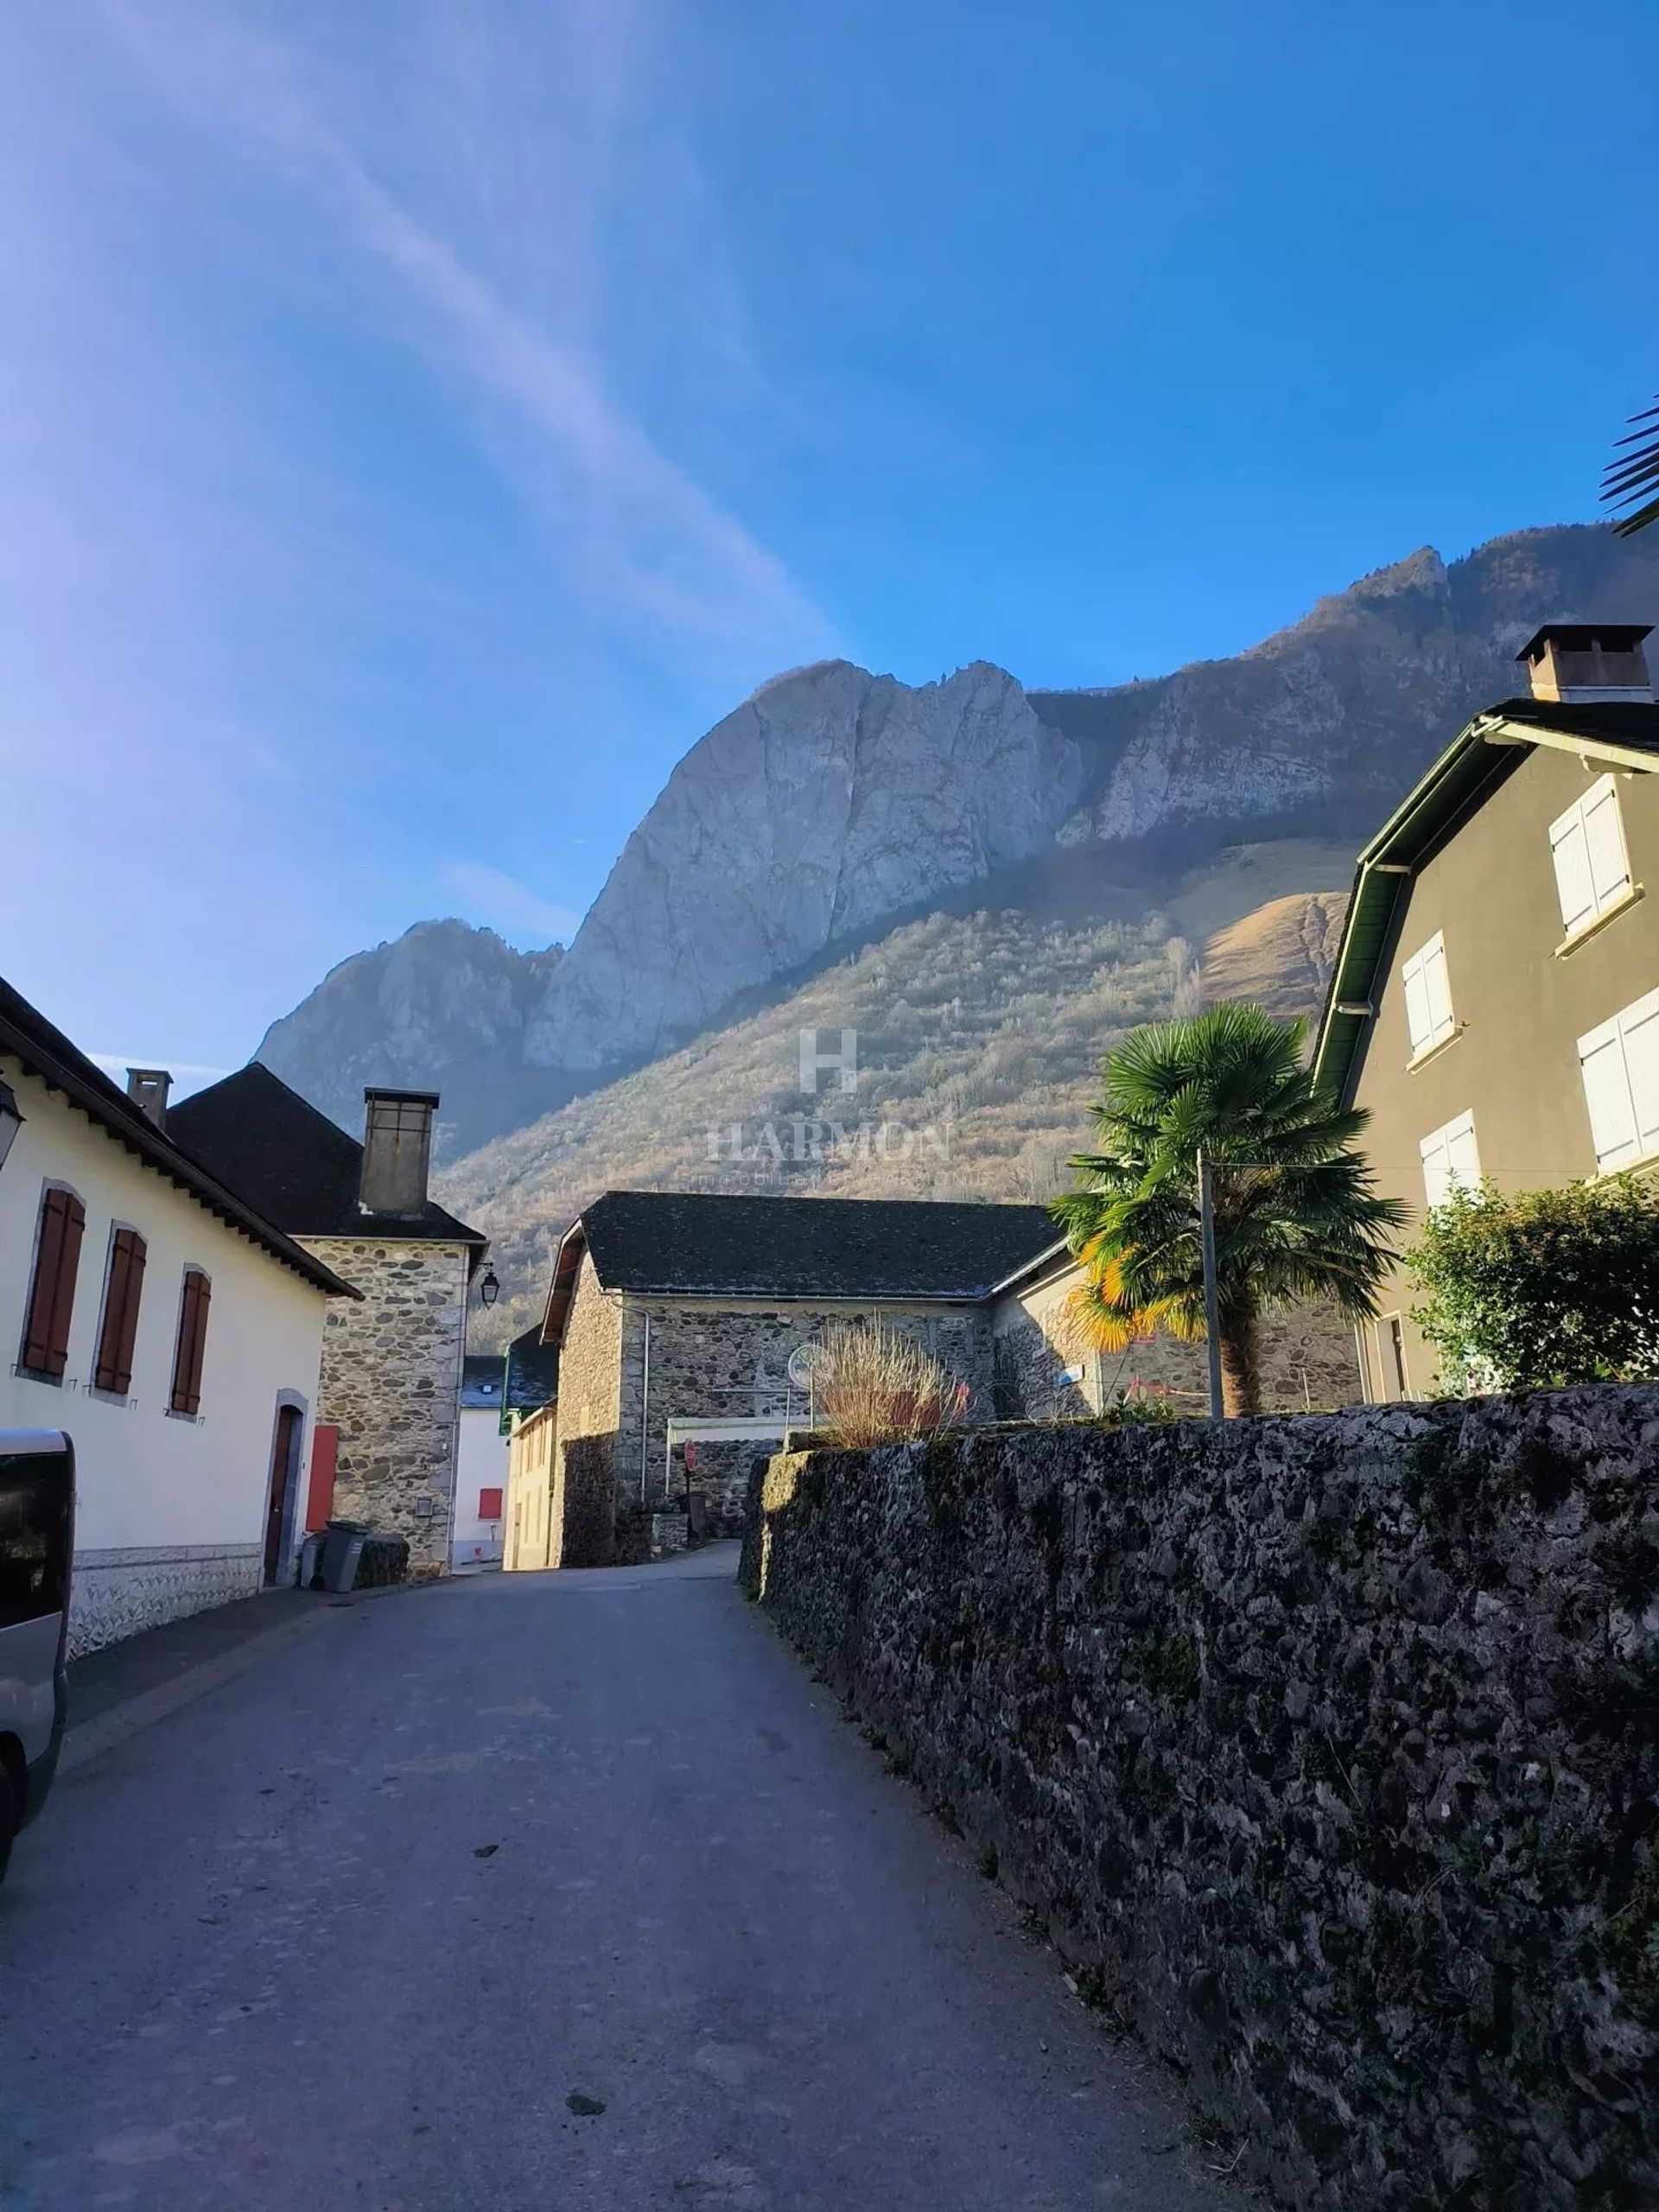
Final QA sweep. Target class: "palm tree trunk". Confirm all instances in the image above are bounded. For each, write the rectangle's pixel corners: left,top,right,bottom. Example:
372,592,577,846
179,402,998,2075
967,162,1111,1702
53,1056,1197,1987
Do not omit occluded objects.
1217,1301,1262,1418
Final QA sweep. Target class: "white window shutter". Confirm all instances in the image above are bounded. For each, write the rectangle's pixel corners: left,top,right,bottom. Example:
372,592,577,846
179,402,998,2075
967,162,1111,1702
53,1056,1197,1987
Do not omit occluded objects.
1402,950,1433,1055
1422,937,1454,1043
1421,1127,1452,1209
1583,778,1631,912
1618,988,1659,1157
1446,1112,1481,1191
1579,1018,1639,1170
1550,804,1597,936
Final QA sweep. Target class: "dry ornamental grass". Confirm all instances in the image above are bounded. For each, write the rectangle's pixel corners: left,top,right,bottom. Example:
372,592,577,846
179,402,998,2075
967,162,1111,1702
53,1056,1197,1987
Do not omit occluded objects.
805,1320,969,1448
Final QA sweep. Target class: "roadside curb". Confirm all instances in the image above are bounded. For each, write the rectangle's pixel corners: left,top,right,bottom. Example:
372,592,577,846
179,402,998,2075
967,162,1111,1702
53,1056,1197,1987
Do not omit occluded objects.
59,1607,329,1777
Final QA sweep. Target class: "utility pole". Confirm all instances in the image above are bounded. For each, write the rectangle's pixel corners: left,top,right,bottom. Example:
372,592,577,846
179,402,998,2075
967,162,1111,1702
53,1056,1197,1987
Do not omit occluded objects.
1197,1148,1224,1419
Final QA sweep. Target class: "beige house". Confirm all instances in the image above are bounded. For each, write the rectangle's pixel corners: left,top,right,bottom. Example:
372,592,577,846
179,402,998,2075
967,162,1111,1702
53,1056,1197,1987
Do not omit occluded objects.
1313,621,1659,1399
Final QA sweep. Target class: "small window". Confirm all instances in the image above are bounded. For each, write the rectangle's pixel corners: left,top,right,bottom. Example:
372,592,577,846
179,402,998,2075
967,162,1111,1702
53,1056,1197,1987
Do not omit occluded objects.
93,1227,147,1396
1578,985,1659,1172
18,1185,86,1382
1421,1110,1481,1209
1402,931,1456,1058
1549,774,1631,938
169,1268,213,1415
478,1486,504,1521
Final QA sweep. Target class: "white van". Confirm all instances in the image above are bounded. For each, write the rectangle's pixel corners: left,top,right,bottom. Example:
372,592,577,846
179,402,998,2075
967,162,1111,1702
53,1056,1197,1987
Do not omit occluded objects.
0,1432,73,1882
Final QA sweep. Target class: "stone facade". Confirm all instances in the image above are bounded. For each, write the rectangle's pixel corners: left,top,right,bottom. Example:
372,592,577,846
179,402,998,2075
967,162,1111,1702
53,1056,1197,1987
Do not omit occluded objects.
747,1390,1659,2210
67,1544,261,1658
296,1236,471,1576
546,1251,625,1567
991,1260,1363,1420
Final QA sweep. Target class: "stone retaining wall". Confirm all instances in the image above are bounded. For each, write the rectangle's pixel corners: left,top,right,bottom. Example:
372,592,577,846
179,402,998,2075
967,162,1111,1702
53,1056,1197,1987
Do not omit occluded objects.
745,1392,1659,2209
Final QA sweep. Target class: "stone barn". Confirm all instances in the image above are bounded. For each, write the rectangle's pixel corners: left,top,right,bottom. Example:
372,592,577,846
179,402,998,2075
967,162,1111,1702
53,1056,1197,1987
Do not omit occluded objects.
526,1190,1059,1565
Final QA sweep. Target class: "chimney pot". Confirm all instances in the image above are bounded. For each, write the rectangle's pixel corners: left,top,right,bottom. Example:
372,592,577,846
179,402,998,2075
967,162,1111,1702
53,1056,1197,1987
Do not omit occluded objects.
1516,622,1653,704
126,1067,173,1130
359,1088,438,1217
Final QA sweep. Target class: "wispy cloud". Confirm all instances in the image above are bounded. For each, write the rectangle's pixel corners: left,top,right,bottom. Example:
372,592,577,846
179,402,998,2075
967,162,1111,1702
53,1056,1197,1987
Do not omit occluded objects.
442,863,582,947
97,0,834,676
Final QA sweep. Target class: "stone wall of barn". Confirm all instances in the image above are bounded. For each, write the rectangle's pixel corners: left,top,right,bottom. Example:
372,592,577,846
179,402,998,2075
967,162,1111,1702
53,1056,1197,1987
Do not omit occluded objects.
618,1296,996,1528
745,1391,1659,2210
547,1251,625,1567
296,1236,470,1576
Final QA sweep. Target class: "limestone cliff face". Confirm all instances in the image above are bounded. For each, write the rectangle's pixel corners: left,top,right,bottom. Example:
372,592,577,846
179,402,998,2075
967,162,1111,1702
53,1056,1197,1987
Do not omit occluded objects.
521,659,1085,1071
257,523,1659,1159
257,919,563,1153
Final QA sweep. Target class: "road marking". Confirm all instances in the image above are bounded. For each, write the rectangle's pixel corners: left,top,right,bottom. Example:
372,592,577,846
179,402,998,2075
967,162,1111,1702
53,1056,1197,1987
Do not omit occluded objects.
59,1610,329,1777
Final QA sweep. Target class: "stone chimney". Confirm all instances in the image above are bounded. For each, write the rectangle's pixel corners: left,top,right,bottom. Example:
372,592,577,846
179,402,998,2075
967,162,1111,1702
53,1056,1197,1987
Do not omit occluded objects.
126,1067,172,1130
359,1088,438,1217
1516,623,1654,704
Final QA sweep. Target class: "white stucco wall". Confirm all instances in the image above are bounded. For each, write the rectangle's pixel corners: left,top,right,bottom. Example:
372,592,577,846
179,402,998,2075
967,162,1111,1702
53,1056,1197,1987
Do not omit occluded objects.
452,1405,508,1567
0,1054,330,1649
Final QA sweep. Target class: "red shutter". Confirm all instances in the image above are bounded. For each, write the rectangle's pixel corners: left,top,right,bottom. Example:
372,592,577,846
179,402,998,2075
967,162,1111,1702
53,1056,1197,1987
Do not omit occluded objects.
305,1423,339,1532
478,1487,503,1521
94,1229,147,1395
21,1187,86,1380
170,1269,212,1414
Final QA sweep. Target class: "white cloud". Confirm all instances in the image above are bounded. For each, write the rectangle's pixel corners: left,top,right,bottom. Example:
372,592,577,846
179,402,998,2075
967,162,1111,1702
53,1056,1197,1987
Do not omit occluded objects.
442,863,582,947
95,0,835,677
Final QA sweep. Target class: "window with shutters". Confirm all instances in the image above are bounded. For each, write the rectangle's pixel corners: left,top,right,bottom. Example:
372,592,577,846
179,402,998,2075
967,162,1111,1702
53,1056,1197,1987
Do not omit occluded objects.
1577,985,1659,1173
1549,774,1633,940
1401,931,1456,1058
92,1226,147,1398
17,1184,86,1382
168,1267,212,1416
1420,1110,1482,1210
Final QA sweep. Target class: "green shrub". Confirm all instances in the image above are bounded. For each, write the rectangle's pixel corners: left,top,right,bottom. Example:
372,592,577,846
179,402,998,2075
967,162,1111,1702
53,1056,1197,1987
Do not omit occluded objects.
1408,1176,1659,1391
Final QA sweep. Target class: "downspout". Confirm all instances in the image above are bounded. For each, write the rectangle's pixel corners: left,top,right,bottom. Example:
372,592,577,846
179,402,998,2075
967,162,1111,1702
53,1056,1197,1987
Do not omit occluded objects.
639,1309,652,1506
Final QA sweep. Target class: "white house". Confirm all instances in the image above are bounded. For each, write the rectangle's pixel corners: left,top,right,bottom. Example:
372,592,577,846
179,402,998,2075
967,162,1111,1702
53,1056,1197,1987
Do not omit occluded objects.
0,976,355,1653
453,1354,509,1569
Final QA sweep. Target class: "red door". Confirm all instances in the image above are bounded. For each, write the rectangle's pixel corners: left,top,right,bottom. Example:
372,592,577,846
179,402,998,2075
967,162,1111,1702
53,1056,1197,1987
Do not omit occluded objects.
264,1405,303,1585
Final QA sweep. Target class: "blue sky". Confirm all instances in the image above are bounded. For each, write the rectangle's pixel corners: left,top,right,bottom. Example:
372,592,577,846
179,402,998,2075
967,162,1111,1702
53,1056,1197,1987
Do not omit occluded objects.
4,0,1658,1082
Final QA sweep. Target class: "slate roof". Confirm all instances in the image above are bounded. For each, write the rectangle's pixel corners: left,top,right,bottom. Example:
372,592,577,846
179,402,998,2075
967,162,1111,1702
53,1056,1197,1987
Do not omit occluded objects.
504,1325,560,1417
549,1191,1061,1336
461,1354,505,1411
1313,694,1659,1106
168,1064,486,1252
1475,696,1659,755
0,977,357,1298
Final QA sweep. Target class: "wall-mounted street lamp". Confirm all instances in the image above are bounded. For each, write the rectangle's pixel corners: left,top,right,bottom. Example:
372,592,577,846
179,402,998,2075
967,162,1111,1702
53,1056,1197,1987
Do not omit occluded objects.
0,1080,24,1174
478,1264,500,1309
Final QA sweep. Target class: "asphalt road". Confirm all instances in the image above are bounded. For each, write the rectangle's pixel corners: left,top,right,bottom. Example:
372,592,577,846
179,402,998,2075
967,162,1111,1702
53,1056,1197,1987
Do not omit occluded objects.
1,1548,1235,2212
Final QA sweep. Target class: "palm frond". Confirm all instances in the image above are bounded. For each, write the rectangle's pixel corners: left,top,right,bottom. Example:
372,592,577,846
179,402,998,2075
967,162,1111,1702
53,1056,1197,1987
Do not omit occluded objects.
1602,391,1659,537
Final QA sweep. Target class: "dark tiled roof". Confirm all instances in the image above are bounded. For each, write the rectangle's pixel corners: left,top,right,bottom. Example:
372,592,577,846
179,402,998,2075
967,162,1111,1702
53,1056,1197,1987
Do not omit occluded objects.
168,1065,485,1249
505,1325,560,1414
461,1354,505,1410
575,1190,1061,1304
0,976,357,1299
1481,696,1659,753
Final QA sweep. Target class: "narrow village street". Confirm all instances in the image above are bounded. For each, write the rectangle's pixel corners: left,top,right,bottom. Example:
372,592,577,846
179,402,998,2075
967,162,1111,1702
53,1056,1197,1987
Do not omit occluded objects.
1,1551,1231,2212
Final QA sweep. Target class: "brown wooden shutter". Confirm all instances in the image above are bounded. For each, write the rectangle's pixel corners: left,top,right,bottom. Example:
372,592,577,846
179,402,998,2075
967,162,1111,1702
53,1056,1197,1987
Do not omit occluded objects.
94,1229,147,1395
170,1269,212,1414
20,1187,86,1380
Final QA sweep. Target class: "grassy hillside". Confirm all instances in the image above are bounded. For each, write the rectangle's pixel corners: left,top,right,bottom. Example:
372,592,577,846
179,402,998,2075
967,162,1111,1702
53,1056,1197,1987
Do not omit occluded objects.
444,836,1354,1346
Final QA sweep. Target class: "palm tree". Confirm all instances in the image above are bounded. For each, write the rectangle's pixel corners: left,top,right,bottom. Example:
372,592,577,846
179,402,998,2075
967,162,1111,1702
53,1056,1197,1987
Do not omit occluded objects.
1052,1002,1407,1417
